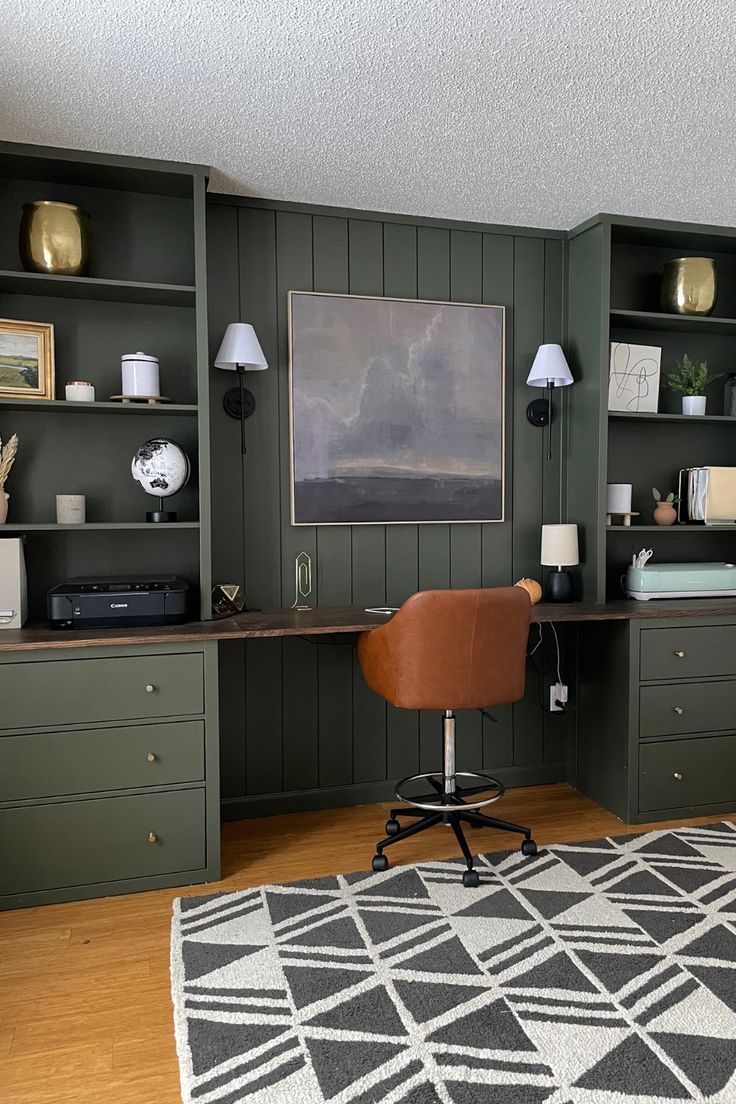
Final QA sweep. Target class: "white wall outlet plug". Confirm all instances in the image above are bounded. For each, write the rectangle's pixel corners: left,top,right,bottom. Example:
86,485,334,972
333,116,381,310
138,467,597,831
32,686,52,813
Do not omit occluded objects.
549,683,568,712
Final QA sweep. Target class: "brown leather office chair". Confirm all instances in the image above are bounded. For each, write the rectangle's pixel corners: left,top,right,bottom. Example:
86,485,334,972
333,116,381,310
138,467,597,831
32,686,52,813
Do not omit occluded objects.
358,586,536,886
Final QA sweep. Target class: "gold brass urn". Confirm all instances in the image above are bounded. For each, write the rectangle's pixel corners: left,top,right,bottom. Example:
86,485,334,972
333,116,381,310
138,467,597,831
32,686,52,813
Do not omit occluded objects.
661,256,716,316
19,200,91,276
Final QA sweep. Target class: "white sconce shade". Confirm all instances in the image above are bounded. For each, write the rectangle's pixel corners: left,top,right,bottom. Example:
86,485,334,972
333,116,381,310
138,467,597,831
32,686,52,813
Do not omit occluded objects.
526,344,573,388
541,523,579,567
214,323,268,371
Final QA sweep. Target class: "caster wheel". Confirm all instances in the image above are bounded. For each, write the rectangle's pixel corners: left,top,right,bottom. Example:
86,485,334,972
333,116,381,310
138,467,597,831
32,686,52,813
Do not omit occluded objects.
521,838,538,857
385,818,400,836
372,853,389,872
462,869,480,888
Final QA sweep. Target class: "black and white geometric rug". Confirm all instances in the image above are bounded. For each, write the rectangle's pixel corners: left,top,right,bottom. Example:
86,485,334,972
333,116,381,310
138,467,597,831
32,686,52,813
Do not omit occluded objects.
171,823,736,1103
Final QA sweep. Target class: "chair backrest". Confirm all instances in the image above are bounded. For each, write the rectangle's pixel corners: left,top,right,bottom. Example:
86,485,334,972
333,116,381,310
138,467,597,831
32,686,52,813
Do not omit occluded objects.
357,587,531,711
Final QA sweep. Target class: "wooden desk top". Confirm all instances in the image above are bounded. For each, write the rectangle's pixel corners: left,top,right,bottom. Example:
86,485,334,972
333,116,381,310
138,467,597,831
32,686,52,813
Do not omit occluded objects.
3,598,736,651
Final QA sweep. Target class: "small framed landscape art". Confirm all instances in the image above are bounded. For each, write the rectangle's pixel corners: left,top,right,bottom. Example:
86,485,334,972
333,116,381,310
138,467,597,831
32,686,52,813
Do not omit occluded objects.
288,291,505,525
0,318,55,400
608,341,661,413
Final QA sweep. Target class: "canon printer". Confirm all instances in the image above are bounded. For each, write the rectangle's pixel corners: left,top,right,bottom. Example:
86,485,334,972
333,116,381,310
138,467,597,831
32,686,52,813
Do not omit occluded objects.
47,575,190,628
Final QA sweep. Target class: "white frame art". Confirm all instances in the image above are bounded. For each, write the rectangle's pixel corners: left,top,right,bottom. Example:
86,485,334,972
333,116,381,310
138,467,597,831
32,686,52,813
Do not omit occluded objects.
608,342,661,413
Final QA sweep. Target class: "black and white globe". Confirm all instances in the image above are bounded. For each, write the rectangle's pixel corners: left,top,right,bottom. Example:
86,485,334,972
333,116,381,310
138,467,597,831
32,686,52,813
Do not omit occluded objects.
131,438,190,499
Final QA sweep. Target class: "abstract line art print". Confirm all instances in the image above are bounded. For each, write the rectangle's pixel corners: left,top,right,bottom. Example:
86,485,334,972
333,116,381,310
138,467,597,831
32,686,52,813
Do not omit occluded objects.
608,342,661,413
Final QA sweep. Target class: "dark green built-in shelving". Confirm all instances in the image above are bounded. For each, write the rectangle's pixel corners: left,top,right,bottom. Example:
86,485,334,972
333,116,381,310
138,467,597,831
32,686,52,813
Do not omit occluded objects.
607,524,736,532
610,308,736,336
1,522,199,531
0,398,197,415
0,269,196,306
609,411,736,425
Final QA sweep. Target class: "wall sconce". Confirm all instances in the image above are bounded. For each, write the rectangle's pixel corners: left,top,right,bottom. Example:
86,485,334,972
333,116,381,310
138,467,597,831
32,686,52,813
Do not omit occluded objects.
214,323,268,454
526,343,573,459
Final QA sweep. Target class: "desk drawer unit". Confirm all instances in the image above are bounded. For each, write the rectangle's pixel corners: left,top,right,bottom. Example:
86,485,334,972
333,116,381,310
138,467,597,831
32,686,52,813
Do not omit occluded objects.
0,721,205,801
0,651,204,729
640,625,736,681
640,734,736,812
0,642,219,909
0,788,206,896
579,616,736,824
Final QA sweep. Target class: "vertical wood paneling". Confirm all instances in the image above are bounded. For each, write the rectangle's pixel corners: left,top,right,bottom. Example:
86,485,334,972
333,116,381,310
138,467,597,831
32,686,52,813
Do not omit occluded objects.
512,235,547,769
313,216,354,788
481,233,515,771
448,230,484,768
383,223,419,780
348,219,388,784
239,206,284,795
207,203,246,799
276,211,319,792
209,198,567,813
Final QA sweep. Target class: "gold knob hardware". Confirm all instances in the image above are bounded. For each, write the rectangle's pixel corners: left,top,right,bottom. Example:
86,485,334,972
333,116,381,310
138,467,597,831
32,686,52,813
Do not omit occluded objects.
145,684,155,693
147,831,158,844
673,771,684,781
673,650,685,658
146,752,156,763
673,706,684,716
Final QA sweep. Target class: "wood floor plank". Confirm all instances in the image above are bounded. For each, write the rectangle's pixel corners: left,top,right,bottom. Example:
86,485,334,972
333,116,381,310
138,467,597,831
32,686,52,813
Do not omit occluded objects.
0,782,734,1103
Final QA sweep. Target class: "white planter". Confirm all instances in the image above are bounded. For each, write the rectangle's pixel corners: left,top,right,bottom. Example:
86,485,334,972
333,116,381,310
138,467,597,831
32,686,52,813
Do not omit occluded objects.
682,395,706,415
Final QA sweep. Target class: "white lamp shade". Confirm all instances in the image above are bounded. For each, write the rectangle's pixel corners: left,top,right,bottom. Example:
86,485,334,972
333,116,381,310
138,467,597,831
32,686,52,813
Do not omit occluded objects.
527,344,573,388
541,523,579,567
214,323,268,371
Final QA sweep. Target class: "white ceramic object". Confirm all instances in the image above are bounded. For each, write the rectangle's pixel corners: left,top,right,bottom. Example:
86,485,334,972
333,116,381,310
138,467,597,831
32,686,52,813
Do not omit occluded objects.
682,395,706,416
56,494,86,524
65,381,95,402
121,352,160,398
606,483,633,514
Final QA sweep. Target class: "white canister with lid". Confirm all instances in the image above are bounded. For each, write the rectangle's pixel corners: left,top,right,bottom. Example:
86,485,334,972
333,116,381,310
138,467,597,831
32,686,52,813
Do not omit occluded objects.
121,352,160,398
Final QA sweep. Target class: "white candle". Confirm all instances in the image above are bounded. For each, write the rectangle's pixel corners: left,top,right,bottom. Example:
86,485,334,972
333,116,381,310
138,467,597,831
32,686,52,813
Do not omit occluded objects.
65,381,95,402
56,495,86,524
607,483,633,514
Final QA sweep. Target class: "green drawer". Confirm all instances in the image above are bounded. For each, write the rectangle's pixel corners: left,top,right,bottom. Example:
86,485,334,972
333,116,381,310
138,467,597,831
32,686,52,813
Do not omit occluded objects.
641,625,736,681
640,680,736,738
0,652,204,730
640,734,736,811
0,721,204,801
0,788,205,895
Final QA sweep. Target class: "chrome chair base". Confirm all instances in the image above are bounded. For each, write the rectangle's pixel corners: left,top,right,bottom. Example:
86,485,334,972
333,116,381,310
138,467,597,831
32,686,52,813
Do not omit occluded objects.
372,709,537,884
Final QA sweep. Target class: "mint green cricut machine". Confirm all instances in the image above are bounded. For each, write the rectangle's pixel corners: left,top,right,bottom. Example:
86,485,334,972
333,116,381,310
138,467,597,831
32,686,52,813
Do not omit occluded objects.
626,562,736,600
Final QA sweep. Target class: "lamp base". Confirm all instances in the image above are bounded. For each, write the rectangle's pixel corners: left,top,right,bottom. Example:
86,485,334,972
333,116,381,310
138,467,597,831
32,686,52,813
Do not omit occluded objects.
545,568,573,602
223,387,256,420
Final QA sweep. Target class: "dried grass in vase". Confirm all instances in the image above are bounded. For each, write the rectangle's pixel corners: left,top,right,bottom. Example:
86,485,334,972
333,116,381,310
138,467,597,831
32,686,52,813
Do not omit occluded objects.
0,433,19,489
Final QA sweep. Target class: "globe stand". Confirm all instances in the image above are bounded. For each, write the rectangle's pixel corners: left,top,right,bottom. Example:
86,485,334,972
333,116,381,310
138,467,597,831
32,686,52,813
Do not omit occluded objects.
146,497,176,523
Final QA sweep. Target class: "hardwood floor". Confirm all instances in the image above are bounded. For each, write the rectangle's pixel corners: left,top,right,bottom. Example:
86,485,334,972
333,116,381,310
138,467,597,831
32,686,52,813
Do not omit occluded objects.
1,783,734,1104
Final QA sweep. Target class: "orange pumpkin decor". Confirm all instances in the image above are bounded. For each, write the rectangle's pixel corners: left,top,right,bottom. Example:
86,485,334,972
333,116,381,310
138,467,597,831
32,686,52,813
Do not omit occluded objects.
514,577,543,605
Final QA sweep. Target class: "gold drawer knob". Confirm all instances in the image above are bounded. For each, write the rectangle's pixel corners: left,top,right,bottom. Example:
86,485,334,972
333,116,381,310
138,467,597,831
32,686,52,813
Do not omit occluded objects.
147,831,158,844
146,752,156,763
673,771,684,781
673,706,684,716
673,650,685,658
145,683,156,694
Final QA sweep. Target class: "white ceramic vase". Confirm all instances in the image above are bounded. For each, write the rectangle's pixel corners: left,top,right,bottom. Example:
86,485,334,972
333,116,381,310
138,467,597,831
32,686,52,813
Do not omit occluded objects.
682,395,706,415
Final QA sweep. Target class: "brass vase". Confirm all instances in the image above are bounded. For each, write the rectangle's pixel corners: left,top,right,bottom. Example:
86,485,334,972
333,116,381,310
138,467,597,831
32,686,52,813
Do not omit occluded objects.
19,200,91,276
661,256,716,315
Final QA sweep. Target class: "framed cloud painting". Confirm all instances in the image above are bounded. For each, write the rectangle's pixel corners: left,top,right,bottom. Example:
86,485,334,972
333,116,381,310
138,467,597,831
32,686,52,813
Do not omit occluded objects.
288,292,505,525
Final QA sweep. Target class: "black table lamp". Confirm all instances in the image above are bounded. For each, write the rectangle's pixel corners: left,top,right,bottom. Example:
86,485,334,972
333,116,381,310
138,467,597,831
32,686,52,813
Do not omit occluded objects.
541,523,579,602
214,323,268,454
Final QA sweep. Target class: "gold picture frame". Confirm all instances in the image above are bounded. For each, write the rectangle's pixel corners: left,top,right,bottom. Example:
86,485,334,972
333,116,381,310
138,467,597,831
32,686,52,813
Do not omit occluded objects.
0,317,55,400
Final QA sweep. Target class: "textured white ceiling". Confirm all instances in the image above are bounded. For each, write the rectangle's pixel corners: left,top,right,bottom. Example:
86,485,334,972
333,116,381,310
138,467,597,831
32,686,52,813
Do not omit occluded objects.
1,0,735,230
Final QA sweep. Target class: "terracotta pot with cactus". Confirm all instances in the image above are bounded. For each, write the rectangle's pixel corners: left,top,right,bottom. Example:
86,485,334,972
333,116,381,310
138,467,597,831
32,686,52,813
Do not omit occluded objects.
0,433,19,524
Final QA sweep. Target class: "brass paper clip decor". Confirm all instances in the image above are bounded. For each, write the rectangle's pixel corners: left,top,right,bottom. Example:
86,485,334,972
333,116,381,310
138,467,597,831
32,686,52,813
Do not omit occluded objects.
291,552,313,609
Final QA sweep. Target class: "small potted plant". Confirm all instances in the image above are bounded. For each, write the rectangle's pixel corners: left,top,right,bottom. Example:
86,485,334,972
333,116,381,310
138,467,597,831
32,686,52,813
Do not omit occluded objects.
652,487,678,526
665,354,722,415
0,433,18,524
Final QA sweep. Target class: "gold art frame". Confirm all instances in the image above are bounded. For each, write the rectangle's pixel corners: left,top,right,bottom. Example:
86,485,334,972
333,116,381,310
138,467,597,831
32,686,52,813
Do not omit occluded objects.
0,317,55,400
288,291,506,526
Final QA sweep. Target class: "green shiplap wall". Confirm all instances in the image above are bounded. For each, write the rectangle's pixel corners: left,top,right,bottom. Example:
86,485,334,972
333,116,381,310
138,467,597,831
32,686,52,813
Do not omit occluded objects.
207,196,571,818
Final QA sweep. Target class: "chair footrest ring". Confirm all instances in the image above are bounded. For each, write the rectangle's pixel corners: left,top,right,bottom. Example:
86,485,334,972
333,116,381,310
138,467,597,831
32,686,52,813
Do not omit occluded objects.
395,770,506,812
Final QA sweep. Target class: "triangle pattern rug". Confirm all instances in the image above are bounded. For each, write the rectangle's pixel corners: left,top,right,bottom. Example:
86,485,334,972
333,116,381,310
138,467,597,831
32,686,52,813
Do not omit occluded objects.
171,822,736,1103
